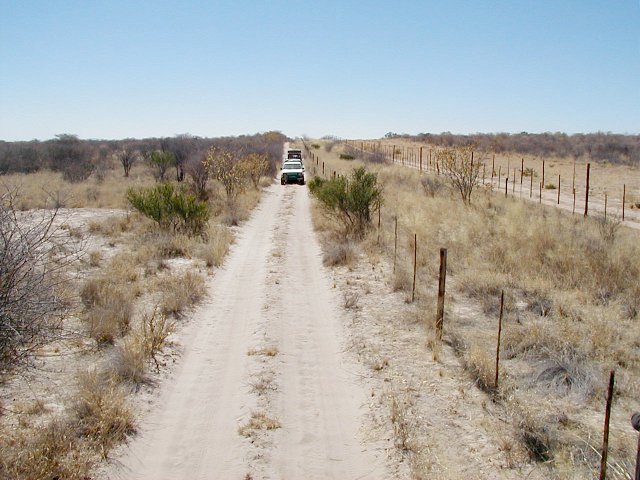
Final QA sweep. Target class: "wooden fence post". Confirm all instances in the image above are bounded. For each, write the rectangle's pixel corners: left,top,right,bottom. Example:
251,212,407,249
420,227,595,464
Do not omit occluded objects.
393,216,398,273
600,370,615,480
495,290,504,389
623,184,626,222
505,177,509,197
419,146,423,172
539,181,542,204
604,193,608,221
435,248,447,340
520,158,524,185
412,233,417,302
584,163,591,217
542,159,545,188
557,174,561,205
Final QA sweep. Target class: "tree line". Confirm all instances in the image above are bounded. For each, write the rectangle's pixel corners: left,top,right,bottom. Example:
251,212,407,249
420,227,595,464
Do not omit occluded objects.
0,131,287,181
384,132,640,166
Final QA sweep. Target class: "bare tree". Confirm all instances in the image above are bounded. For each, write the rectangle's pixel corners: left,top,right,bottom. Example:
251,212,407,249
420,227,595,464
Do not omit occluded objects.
115,146,137,178
185,152,211,201
437,146,483,204
0,191,80,369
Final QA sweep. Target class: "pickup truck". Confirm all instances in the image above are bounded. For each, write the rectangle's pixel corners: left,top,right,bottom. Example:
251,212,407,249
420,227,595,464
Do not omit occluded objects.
280,161,305,185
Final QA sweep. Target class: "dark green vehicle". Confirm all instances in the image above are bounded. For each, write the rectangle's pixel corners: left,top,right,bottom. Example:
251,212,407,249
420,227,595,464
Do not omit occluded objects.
280,161,305,185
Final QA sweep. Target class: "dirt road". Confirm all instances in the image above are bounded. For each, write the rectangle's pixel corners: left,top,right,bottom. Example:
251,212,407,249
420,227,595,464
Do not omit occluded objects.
106,181,388,479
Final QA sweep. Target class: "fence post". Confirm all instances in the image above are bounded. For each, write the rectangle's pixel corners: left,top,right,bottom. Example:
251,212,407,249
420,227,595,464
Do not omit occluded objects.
411,233,417,302
494,290,504,389
623,184,626,222
435,248,447,340
322,161,325,176
505,177,509,197
557,174,561,205
393,216,398,273
585,163,591,217
631,412,640,480
512,168,516,193
600,370,615,480
604,193,608,221
573,188,576,215
539,181,542,204
520,158,524,185
542,159,545,188
392,145,396,163
419,147,423,172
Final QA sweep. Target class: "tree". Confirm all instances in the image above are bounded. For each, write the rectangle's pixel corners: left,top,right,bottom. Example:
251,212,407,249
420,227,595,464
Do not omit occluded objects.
437,146,483,204
48,134,93,182
148,150,175,182
243,153,269,189
185,152,211,201
207,147,247,199
115,146,137,177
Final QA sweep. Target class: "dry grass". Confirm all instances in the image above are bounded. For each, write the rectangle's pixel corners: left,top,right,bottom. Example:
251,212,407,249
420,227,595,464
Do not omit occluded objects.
156,270,206,317
238,411,281,438
309,151,639,478
81,277,135,344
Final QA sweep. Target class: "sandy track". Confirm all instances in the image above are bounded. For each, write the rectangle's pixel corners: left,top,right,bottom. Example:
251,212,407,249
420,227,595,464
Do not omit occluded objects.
106,182,387,479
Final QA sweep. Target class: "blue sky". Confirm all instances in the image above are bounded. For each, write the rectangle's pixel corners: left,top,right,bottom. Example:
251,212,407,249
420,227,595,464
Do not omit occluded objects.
1,1,638,141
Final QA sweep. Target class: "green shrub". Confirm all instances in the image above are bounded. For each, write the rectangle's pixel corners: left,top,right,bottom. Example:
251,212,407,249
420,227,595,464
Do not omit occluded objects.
126,183,209,236
339,153,355,160
309,167,382,238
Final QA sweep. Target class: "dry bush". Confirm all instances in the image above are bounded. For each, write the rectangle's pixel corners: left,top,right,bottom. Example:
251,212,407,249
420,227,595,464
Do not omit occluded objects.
157,270,206,317
323,239,356,266
72,370,136,457
80,277,134,344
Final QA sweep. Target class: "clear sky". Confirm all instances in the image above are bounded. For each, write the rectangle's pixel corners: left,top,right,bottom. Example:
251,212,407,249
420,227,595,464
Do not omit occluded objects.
1,1,638,141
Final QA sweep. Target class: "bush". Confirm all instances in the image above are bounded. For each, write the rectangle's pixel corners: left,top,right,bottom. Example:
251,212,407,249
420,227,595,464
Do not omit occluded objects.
0,193,76,368
309,167,382,238
126,183,209,236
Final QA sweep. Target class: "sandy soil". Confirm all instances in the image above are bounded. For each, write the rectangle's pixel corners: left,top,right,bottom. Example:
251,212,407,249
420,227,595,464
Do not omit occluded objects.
103,182,389,479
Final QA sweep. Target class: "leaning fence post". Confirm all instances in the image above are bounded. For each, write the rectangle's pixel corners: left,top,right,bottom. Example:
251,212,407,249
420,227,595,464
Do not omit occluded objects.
411,233,417,302
631,412,640,480
494,290,504,389
600,370,615,480
435,248,447,340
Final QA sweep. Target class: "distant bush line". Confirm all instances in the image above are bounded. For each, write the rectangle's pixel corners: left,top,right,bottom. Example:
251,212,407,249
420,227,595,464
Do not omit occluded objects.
383,132,640,166
0,132,287,179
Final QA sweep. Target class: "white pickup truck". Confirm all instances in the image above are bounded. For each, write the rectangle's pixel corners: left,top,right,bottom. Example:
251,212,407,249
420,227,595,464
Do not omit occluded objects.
280,160,305,185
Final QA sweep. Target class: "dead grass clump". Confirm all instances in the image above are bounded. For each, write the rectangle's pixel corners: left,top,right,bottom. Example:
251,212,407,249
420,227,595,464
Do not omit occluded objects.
343,291,360,309
247,346,279,357
157,271,206,317
195,224,234,267
388,392,414,452
323,239,356,266
0,418,92,480
391,264,412,292
87,250,102,267
81,277,134,344
88,214,135,237
110,337,148,386
463,345,498,395
516,409,556,462
238,411,281,437
72,370,136,457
